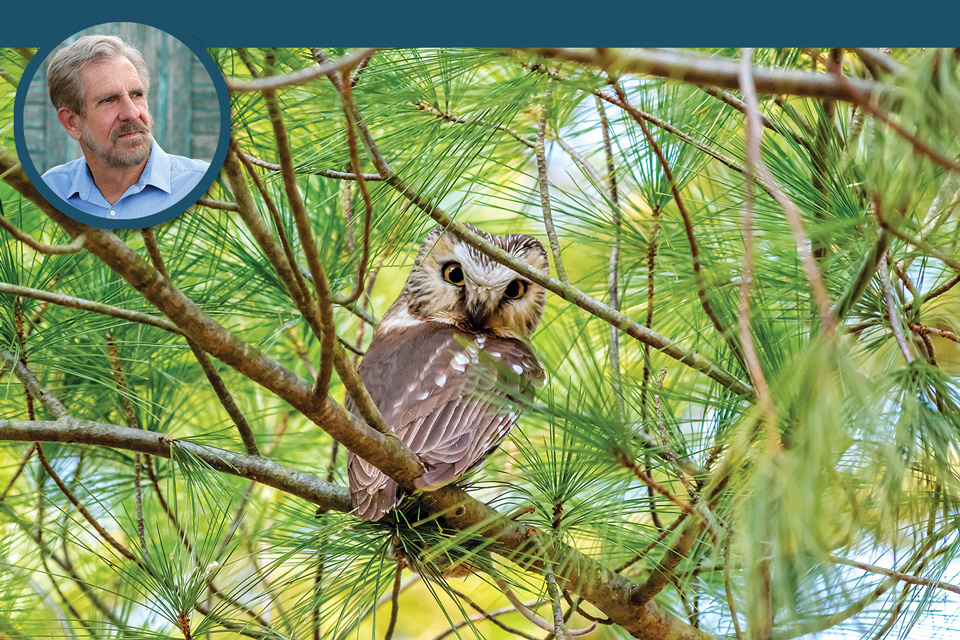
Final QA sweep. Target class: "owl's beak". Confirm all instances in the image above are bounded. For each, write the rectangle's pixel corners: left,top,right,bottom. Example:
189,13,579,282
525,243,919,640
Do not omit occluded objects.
466,299,491,332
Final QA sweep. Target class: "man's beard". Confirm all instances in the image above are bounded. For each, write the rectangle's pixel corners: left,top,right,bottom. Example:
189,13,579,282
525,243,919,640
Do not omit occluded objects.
80,120,154,168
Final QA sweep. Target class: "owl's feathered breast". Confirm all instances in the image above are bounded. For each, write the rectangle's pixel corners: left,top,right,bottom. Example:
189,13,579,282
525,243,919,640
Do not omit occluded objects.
347,318,543,521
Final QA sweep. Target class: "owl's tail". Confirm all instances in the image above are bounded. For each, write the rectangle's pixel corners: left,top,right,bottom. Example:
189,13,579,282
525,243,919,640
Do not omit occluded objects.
347,451,402,521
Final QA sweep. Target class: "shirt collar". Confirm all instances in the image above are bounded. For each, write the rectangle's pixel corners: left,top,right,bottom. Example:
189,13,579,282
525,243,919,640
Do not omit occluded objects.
134,140,172,195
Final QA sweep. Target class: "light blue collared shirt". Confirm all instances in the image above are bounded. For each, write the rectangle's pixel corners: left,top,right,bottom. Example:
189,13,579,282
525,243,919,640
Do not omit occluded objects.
42,141,209,221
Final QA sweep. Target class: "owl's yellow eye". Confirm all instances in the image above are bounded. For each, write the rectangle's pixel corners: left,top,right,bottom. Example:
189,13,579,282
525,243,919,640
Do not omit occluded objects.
504,279,527,300
443,263,465,286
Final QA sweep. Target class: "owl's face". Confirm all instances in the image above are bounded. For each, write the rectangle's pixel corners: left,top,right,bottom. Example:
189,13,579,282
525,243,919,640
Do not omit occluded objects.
402,225,548,339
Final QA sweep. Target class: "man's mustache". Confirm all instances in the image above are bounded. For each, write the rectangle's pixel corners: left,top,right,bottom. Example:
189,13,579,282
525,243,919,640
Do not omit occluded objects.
111,122,150,142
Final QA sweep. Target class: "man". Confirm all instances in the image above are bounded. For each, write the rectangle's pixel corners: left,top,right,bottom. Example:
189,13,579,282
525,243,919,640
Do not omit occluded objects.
42,35,209,222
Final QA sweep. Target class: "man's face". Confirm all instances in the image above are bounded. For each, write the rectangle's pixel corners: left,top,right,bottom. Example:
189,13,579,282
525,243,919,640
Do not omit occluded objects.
75,56,154,168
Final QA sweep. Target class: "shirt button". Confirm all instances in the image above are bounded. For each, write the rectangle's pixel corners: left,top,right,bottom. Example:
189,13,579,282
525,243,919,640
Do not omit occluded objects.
109,210,117,216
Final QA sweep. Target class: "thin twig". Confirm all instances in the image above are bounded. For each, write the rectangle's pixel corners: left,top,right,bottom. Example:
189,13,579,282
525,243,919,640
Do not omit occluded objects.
614,449,698,520
0,282,181,334
723,533,744,640
596,95,625,420
0,213,86,254
415,101,537,149
830,555,960,596
535,83,569,283
737,48,776,425
545,561,570,640
876,216,960,273
13,306,36,421
384,560,404,640
0,443,36,501
196,198,240,212
595,91,763,191
616,507,688,574
909,323,960,345
739,94,836,331
141,228,261,456
225,48,376,92
236,145,310,308
35,445,140,564
700,86,811,151
224,148,395,438
330,69,373,306
612,79,744,368
240,152,384,181
105,333,147,555
434,599,541,640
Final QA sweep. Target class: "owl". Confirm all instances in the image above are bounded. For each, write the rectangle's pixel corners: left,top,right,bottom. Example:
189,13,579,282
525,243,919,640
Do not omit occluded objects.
347,224,548,521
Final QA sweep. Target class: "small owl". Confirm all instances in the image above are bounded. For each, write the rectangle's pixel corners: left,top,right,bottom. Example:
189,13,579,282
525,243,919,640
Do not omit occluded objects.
347,225,548,521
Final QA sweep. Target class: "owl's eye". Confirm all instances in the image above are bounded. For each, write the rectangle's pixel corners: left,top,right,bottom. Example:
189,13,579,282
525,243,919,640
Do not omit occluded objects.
504,279,528,300
442,263,465,286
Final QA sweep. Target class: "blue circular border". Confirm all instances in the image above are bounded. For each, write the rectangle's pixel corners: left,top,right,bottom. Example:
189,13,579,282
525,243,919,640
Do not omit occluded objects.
13,19,230,230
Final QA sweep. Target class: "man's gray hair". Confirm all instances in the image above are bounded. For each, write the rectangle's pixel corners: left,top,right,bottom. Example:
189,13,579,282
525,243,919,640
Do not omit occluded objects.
47,35,150,116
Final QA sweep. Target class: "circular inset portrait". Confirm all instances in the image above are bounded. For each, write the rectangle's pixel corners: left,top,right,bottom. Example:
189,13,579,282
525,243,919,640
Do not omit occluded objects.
14,21,229,229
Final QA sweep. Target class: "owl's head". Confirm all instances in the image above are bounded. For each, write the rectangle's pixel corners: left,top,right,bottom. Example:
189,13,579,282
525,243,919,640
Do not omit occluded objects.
402,225,549,339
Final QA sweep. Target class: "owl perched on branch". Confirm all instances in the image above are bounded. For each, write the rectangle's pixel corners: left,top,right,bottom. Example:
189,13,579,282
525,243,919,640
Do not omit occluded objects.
348,225,548,521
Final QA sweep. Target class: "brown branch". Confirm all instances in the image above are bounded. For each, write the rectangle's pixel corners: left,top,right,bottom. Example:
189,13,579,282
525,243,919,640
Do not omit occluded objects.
349,52,375,87
851,48,904,76
1,419,352,513
258,57,337,401
0,350,68,419
841,74,960,176
225,48,376,92
521,48,881,102
909,323,960,345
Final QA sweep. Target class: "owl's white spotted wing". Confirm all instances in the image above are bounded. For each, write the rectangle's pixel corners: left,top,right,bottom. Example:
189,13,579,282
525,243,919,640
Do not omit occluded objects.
347,322,543,521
